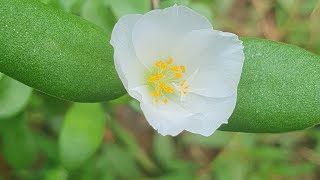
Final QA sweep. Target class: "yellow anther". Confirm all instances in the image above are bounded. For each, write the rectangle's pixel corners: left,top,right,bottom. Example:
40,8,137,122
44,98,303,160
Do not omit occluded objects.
155,99,159,103
149,76,157,82
151,91,160,97
183,91,187,95
164,86,174,93
157,73,164,79
175,73,182,79
155,60,163,67
163,99,169,104
185,86,189,89
167,58,173,64
149,73,163,82
171,66,179,72
158,82,166,90
161,64,167,70
180,65,186,73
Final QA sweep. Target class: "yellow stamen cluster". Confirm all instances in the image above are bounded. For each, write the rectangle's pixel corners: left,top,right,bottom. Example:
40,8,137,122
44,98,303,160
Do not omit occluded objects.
146,58,187,104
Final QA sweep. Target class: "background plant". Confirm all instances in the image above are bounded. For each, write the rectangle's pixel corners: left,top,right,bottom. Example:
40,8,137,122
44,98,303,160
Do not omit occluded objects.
0,0,319,179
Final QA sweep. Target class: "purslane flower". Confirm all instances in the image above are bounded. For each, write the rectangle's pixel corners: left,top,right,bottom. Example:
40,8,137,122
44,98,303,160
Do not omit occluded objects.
110,5,244,136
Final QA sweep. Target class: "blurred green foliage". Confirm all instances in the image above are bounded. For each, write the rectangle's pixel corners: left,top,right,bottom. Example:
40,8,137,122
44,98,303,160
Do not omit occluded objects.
0,0,320,180
0,77,32,120
59,103,105,169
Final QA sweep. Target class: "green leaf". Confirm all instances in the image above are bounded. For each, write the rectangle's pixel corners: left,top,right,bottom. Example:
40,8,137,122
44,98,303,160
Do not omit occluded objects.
1,115,37,169
44,167,68,180
277,0,295,11
220,38,320,132
190,2,212,20
275,3,288,27
0,76,32,119
107,0,150,19
0,0,125,102
36,134,59,163
249,146,288,161
299,0,318,14
40,0,61,8
212,0,233,14
59,103,105,169
106,117,158,174
153,134,175,167
58,0,84,13
100,144,140,179
266,163,315,178
81,0,116,34
153,173,195,180
211,134,254,180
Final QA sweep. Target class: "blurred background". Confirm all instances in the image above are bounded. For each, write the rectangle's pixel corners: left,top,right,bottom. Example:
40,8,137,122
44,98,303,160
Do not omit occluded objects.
1,0,320,179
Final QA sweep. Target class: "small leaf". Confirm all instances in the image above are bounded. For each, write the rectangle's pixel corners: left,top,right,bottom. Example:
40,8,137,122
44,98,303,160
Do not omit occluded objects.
106,117,159,174
190,3,212,20
81,0,116,34
1,115,37,169
249,146,288,161
268,163,315,178
220,38,320,132
154,173,195,180
39,0,61,8
44,167,68,180
213,0,233,14
58,0,84,13
101,144,140,179
0,76,32,119
277,0,295,12
275,3,288,27
153,134,175,167
36,134,59,162
107,0,150,19
59,103,105,169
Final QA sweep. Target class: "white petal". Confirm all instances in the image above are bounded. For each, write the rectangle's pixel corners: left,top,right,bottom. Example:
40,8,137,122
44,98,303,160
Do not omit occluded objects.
113,45,146,91
172,29,244,98
174,93,237,136
140,100,202,136
111,14,148,100
130,85,153,103
132,5,213,68
111,14,142,48
140,93,236,136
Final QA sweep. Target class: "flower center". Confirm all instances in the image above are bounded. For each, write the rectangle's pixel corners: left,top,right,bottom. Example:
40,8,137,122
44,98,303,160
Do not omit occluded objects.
146,58,189,104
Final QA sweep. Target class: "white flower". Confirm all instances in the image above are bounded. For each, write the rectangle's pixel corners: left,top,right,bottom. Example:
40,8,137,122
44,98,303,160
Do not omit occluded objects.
110,5,244,136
